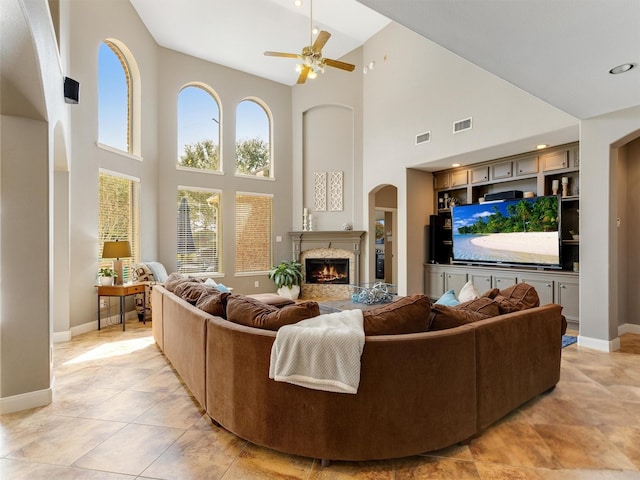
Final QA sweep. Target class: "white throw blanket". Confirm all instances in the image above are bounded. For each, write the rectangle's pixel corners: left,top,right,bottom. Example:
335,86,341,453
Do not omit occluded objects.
269,309,365,394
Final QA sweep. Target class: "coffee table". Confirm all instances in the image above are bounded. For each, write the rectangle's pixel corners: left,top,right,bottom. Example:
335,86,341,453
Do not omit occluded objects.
318,296,400,314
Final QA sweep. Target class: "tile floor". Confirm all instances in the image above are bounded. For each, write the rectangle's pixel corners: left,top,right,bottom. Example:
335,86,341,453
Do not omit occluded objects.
1,321,640,479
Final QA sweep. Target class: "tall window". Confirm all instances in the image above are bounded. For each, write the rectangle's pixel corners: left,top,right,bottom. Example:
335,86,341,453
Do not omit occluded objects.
98,171,140,280
177,187,221,274
98,41,131,152
235,99,271,177
177,85,221,171
236,192,272,273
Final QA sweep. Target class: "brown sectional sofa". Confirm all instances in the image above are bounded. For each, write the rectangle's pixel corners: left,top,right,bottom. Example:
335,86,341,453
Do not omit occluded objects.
151,283,564,462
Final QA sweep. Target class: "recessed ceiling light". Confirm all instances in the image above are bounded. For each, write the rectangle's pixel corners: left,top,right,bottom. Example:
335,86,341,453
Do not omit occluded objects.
312,26,319,35
452,163,461,167
609,63,636,75
536,144,548,150
293,0,303,7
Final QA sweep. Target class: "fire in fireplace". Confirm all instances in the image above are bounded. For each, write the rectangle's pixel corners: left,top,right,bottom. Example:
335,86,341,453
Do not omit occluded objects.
305,258,350,284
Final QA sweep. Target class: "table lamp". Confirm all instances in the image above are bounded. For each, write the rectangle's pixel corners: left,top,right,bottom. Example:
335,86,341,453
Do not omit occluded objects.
102,240,131,285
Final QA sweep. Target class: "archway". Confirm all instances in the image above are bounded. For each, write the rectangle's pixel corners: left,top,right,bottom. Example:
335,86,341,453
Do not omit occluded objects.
369,185,398,285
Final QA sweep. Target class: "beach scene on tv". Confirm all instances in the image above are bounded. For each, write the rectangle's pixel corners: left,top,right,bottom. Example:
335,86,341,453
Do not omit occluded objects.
452,196,560,266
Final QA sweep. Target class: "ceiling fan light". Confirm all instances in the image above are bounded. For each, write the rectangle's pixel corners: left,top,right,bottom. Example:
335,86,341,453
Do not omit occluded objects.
308,70,318,79
295,64,304,73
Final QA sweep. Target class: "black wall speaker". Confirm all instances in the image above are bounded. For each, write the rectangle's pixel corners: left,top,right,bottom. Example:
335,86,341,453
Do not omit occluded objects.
428,215,448,264
64,77,79,104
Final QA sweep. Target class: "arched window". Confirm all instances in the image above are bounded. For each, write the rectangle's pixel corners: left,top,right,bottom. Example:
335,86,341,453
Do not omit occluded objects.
98,40,132,153
177,84,221,172
235,99,272,177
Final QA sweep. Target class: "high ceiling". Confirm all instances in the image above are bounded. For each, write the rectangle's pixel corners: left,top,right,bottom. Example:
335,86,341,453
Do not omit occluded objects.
130,0,640,120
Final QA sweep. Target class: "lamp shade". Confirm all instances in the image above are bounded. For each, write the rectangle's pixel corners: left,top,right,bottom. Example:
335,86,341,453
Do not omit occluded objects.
102,240,131,259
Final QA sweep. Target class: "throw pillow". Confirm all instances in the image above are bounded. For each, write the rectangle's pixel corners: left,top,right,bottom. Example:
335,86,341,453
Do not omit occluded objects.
456,296,501,317
175,282,209,304
145,262,168,283
458,281,480,303
196,288,230,317
131,263,155,283
481,288,500,299
165,272,188,292
215,283,231,293
247,293,295,308
493,283,540,314
429,304,491,331
204,278,218,287
226,295,320,330
362,294,431,336
435,289,459,306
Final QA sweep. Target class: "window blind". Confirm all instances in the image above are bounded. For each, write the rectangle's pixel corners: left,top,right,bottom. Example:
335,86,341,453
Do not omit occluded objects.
235,192,272,273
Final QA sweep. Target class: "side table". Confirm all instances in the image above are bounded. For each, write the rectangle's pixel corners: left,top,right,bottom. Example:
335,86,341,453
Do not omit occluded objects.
96,283,146,331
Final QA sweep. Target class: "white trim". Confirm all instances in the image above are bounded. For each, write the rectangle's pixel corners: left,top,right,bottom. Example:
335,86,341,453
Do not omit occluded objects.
236,191,274,198
53,331,71,343
99,168,140,183
96,142,143,161
70,311,139,338
618,323,640,335
1,388,52,414
234,173,275,181
178,185,221,194
235,270,269,277
176,165,224,175
577,335,621,352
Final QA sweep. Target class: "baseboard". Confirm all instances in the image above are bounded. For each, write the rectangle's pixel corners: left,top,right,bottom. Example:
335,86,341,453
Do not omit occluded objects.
577,335,621,352
69,311,139,338
618,323,640,335
0,387,52,414
53,330,71,343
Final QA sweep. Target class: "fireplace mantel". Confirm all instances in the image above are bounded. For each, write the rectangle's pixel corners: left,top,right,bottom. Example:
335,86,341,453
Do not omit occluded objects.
288,231,366,258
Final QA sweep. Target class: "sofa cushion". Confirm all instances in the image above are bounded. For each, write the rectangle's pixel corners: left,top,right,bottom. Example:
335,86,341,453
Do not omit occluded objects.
493,283,540,314
196,288,230,317
457,297,501,317
435,289,459,306
362,294,431,336
481,288,500,299
164,273,188,292
226,295,320,331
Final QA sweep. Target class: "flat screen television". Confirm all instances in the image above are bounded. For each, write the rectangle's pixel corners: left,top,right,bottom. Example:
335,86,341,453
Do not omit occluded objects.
451,195,561,269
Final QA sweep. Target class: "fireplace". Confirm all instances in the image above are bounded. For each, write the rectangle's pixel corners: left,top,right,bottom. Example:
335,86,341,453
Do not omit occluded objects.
305,258,349,285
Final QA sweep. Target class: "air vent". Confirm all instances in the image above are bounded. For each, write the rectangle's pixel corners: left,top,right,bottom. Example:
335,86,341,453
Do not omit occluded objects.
453,117,472,133
415,131,431,145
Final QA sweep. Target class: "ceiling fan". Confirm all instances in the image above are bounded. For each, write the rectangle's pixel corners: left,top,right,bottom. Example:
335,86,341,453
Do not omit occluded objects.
264,0,356,84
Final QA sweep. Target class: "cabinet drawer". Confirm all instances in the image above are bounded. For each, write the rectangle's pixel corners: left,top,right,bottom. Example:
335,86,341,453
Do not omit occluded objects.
491,162,513,180
470,166,489,184
542,150,568,171
516,155,538,175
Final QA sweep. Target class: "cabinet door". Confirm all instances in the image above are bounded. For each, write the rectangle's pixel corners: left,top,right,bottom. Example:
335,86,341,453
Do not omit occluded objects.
451,170,468,187
434,172,450,190
491,162,513,180
520,277,554,306
516,155,538,176
493,275,517,289
542,150,568,171
445,271,468,295
471,273,493,294
470,166,489,184
424,267,445,299
557,279,579,323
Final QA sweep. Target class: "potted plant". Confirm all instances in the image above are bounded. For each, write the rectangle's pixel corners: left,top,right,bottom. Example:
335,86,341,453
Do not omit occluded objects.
98,267,117,286
268,260,303,300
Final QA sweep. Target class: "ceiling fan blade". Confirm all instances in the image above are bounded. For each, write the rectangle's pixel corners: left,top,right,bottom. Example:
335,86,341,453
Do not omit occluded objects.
264,51,300,59
323,58,356,72
312,30,331,53
297,66,310,84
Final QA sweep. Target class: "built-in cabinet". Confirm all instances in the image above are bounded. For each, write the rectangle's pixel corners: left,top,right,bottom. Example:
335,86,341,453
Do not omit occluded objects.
427,142,580,325
424,264,580,326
